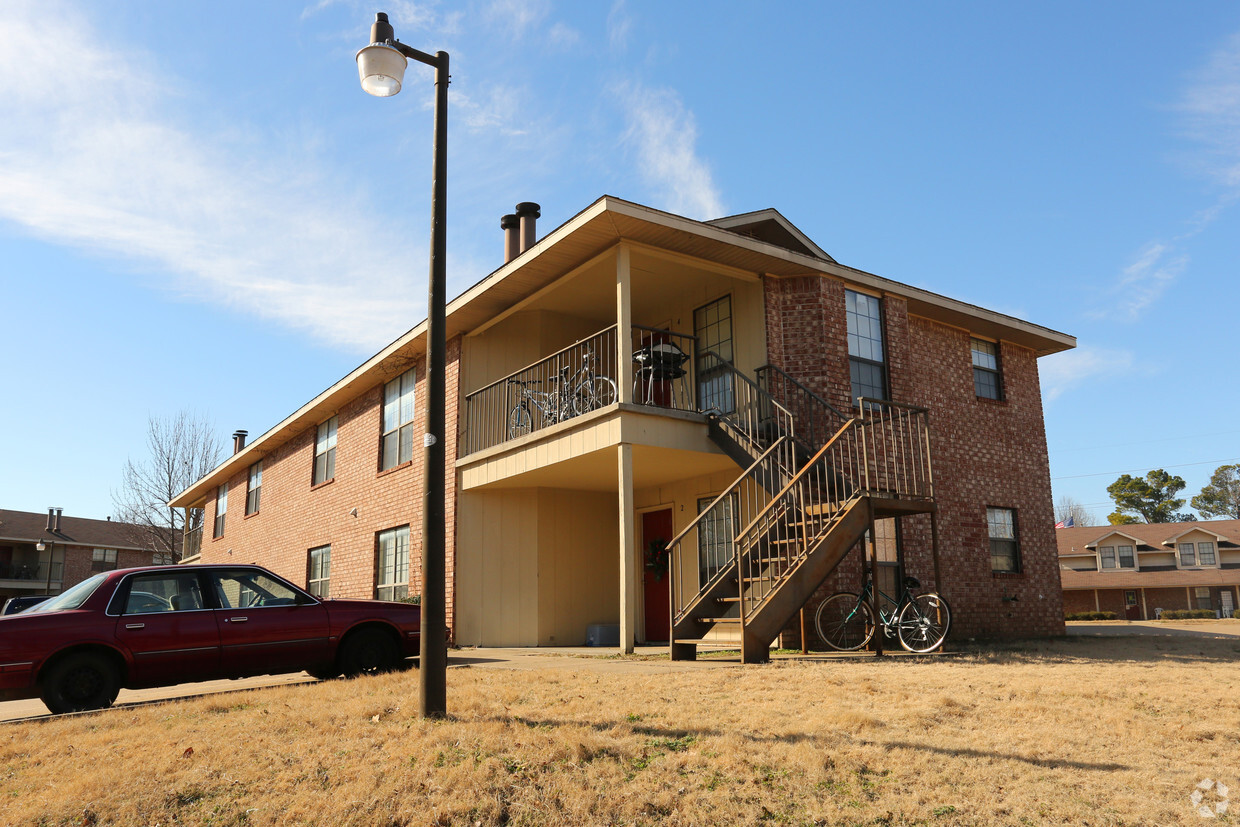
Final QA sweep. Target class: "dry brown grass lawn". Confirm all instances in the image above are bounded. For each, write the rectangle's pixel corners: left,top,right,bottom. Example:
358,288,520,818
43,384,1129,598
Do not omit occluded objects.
3,635,1240,826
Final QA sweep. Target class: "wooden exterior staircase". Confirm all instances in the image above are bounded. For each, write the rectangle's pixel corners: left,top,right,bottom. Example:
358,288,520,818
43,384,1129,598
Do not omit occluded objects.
667,358,936,662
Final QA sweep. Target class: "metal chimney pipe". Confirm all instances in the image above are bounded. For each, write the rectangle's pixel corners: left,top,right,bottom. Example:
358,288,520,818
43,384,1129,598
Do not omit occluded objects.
232,430,248,454
514,202,540,254
53,508,62,533
46,508,54,532
501,213,520,263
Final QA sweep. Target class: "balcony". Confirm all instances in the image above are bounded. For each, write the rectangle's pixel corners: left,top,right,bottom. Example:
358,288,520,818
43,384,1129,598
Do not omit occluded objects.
463,324,700,455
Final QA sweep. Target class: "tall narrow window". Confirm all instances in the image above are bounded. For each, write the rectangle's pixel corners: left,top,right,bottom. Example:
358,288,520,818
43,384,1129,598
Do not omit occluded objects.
694,296,735,414
1198,542,1217,566
1178,543,1196,567
1195,586,1213,610
246,461,262,515
1118,545,1135,569
846,289,887,405
987,507,1020,573
1099,546,1116,569
314,416,337,485
697,494,738,587
971,338,1003,400
381,369,416,471
214,485,227,538
308,545,331,598
376,525,409,601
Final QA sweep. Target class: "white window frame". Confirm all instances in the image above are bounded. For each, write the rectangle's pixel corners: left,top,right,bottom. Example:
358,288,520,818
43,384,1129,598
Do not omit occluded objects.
1117,545,1135,569
214,484,227,538
246,461,262,516
1178,542,1197,567
308,545,331,598
1099,546,1116,569
376,525,409,601
314,416,337,485
91,548,118,572
381,370,416,471
987,507,1020,574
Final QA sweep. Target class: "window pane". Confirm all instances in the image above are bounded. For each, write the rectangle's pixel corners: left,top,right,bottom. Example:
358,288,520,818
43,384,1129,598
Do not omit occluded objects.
1199,542,1216,566
987,507,1019,573
1118,546,1134,568
1179,543,1196,566
376,526,410,599
1100,547,1115,568
126,573,201,613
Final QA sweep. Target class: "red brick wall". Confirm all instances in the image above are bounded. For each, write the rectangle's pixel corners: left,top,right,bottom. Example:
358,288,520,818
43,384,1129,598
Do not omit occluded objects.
60,546,154,590
1095,589,1128,616
1062,590,1097,614
201,337,462,639
765,275,1066,641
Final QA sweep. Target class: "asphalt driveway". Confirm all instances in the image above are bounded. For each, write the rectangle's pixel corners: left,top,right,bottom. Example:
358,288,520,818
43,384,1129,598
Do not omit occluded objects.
1067,619,1240,638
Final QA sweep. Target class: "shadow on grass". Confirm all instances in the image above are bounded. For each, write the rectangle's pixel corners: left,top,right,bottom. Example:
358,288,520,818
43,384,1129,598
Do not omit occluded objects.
957,634,1240,666
862,739,1130,772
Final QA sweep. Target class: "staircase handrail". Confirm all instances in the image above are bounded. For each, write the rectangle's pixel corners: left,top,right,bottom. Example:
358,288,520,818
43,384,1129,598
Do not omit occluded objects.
732,416,860,541
756,364,848,422
697,350,796,471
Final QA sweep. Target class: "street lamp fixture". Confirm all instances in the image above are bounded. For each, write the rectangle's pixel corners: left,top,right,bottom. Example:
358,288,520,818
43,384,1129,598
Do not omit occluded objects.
355,11,449,719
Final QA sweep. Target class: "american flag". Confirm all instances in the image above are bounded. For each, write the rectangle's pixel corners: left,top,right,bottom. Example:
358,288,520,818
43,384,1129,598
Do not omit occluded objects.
1054,516,1075,528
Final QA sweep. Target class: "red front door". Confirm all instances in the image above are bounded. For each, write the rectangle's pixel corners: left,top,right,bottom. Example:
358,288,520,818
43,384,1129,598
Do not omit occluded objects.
642,509,673,643
1125,590,1141,620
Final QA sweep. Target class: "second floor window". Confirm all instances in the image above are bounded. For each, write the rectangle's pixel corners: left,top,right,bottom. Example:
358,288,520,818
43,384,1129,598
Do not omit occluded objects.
987,507,1020,573
214,485,227,538
246,461,262,516
846,289,887,405
971,338,1003,400
91,548,118,572
376,525,410,601
314,416,337,485
152,551,175,566
308,545,331,598
381,369,416,471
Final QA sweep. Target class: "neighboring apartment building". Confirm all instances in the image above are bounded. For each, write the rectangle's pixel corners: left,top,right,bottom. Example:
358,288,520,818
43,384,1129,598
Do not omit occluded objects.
170,196,1075,658
0,508,173,603
1058,520,1240,619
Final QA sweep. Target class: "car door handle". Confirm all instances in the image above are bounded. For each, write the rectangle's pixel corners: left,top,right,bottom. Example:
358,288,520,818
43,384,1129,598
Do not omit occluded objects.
227,616,248,623
125,623,145,630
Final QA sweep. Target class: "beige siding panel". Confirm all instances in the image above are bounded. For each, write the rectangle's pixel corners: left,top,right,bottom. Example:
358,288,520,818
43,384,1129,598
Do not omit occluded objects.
537,489,619,644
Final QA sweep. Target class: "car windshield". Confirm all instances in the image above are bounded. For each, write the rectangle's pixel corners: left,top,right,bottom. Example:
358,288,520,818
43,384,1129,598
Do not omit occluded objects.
23,573,107,613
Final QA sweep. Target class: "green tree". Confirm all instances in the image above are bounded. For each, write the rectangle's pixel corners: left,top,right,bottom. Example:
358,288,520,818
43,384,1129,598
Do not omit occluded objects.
1191,464,1240,519
1105,469,1194,524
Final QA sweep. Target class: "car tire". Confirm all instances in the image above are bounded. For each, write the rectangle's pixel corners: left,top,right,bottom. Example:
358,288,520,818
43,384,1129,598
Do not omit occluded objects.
339,628,400,677
40,652,121,714
305,665,341,680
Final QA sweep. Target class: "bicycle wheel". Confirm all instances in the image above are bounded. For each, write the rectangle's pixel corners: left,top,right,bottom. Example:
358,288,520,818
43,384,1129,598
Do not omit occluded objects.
573,376,618,415
896,593,951,653
814,592,874,651
507,403,533,438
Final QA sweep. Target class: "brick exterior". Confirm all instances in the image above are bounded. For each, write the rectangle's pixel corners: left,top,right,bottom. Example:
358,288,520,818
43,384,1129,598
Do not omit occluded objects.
199,337,462,640
765,275,1065,641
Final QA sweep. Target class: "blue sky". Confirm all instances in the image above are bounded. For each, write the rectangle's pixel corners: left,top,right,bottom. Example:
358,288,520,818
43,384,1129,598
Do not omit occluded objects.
1,0,1238,526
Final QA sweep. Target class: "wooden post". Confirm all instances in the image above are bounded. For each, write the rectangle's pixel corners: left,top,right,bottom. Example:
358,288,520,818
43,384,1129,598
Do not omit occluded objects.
618,443,636,653
866,501,882,657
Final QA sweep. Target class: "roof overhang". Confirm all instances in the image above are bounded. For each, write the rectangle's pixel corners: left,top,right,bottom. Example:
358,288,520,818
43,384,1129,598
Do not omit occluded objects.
171,194,1076,508
1083,530,1145,550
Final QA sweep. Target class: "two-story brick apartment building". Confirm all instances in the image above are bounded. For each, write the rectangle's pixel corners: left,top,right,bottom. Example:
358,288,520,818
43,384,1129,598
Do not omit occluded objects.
0,508,172,603
1059,520,1240,619
170,196,1074,658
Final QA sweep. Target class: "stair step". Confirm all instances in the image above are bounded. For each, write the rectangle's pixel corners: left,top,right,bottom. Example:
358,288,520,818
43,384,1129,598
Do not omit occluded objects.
716,596,740,603
697,617,741,624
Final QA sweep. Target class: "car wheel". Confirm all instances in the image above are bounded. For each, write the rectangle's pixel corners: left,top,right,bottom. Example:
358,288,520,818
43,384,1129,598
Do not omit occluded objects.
305,665,341,680
40,652,120,714
339,628,400,677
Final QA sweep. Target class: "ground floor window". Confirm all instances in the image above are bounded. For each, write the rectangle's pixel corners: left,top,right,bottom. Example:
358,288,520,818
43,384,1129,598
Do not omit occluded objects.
1125,590,1138,608
308,545,331,598
1195,586,1212,611
986,507,1020,573
91,548,118,572
376,526,409,601
697,495,737,587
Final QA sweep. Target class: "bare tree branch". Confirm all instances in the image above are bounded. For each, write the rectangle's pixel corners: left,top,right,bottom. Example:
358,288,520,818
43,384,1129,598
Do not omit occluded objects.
112,411,223,559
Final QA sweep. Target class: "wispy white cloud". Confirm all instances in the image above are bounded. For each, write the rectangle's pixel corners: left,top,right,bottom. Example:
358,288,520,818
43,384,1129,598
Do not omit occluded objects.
1091,241,1187,322
1040,346,1135,403
0,2,422,353
608,0,633,54
547,22,583,50
1179,30,1240,188
483,0,550,40
615,82,724,220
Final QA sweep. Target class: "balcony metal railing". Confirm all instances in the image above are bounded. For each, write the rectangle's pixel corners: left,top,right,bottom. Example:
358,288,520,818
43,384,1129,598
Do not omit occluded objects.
0,561,63,582
463,326,620,454
184,524,203,561
463,324,703,455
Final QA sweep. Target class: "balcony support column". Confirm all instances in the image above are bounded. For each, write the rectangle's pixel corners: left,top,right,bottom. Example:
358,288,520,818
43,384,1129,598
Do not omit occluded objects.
616,244,633,404
617,441,637,652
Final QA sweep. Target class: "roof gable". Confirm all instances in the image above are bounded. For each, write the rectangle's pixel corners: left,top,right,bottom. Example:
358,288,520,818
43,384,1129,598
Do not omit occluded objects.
706,208,836,263
1161,525,1234,546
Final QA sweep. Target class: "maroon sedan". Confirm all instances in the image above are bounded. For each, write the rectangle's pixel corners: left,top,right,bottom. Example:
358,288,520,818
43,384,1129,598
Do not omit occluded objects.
0,564,421,714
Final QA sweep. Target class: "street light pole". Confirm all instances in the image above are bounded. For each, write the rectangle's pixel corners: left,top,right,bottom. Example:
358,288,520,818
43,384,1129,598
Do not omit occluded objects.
356,11,448,718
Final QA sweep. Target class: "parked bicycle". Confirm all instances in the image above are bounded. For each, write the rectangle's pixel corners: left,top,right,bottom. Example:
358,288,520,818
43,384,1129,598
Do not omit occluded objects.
507,344,617,438
814,575,950,653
